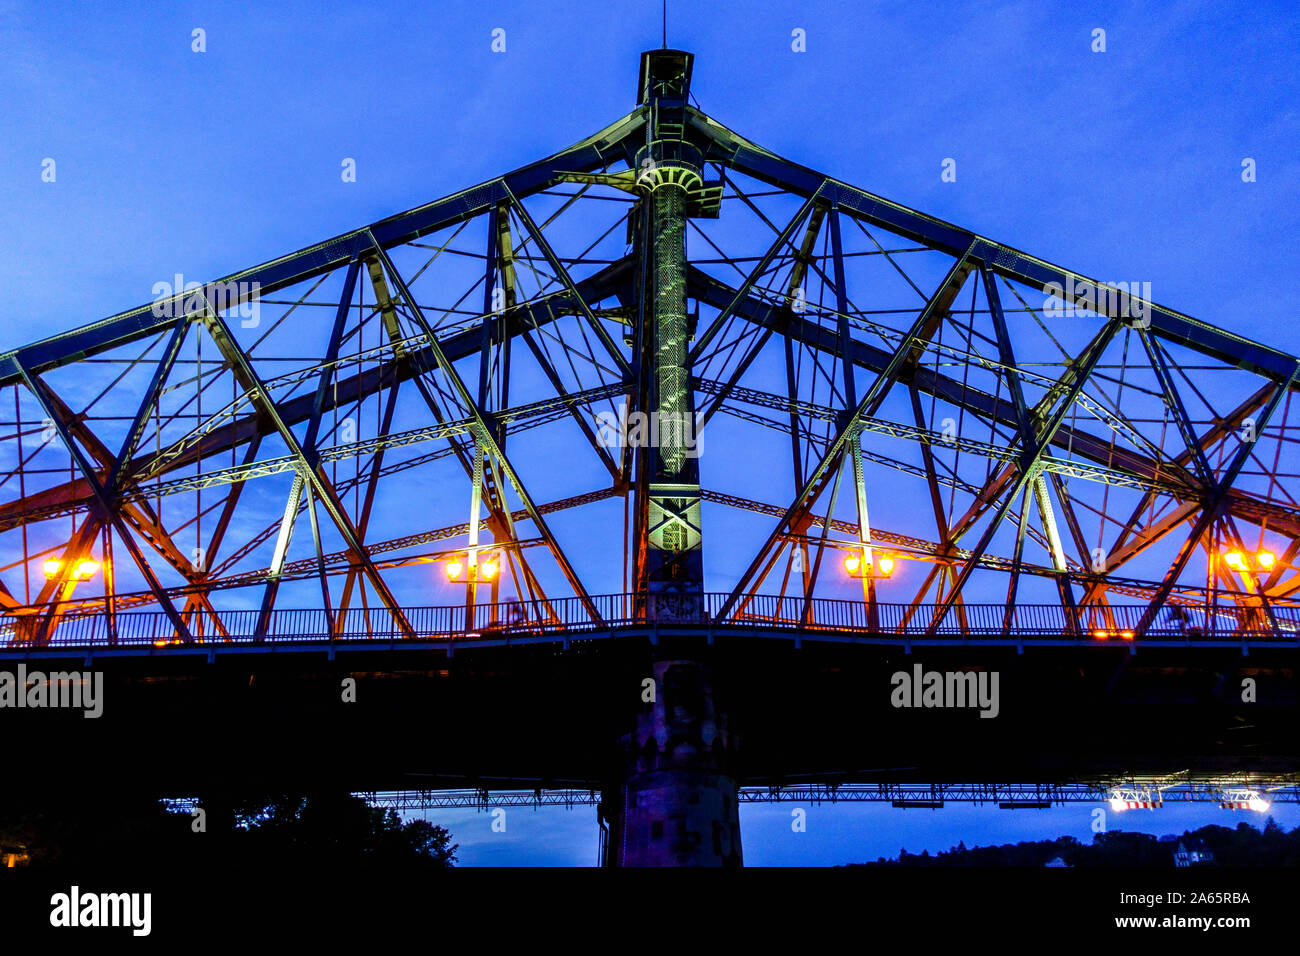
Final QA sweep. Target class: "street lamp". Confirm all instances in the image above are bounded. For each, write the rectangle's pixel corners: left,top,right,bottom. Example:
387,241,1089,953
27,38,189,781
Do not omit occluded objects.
41,558,99,581
844,550,894,579
443,551,503,628
443,553,499,583
1223,549,1278,573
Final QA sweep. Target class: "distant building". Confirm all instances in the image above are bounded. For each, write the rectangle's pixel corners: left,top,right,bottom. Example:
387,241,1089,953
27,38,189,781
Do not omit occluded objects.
1044,856,1070,867
1173,840,1213,867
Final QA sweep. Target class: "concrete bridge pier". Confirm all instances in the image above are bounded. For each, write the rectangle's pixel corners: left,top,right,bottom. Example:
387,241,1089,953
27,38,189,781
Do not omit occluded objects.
602,659,742,867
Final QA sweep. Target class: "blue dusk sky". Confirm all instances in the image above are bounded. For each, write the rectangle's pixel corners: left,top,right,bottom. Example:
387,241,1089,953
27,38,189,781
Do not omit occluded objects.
1,1,1297,863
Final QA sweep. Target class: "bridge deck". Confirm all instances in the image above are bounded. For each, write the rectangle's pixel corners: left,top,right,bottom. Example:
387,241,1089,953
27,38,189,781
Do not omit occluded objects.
3,594,1296,658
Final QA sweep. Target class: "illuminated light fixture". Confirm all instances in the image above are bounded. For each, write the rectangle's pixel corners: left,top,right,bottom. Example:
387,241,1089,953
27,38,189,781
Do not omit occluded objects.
1093,629,1109,640
445,560,464,580
1223,549,1278,572
480,560,498,580
44,558,98,581
1120,631,1134,640
1109,795,1126,812
845,552,895,578
1220,788,1270,812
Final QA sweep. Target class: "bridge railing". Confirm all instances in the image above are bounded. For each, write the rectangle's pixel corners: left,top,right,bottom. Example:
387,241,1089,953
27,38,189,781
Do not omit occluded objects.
714,593,1300,638
1,593,1297,648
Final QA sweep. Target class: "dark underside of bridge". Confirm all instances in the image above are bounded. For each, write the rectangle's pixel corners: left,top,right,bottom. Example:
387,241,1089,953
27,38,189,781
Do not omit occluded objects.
5,636,1296,802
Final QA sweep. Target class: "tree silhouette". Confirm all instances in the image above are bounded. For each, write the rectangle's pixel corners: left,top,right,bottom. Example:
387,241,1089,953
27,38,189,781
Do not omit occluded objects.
0,791,457,870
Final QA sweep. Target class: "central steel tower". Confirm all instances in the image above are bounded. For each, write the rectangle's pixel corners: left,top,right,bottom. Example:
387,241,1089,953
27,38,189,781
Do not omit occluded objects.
632,50,707,621
604,51,741,867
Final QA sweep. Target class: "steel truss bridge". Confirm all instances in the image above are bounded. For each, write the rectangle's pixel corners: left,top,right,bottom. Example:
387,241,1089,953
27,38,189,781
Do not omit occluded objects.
2,50,1297,865
156,775,1300,812
0,52,1298,646
353,778,1300,810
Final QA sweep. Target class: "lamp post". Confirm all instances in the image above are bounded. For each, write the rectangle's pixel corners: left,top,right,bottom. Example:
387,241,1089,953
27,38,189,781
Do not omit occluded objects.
843,547,896,632
1219,547,1282,634
444,551,501,627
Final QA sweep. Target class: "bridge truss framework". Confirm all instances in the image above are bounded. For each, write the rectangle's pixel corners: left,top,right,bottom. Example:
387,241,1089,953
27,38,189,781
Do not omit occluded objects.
4,49,1299,869
0,51,1297,648
159,775,1300,813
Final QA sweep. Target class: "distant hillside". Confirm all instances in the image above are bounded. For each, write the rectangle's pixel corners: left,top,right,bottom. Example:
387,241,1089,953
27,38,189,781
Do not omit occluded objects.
851,818,1300,867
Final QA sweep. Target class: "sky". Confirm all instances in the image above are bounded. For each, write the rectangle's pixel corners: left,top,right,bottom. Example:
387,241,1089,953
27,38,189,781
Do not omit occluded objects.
1,1,1298,863
420,800,1300,867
